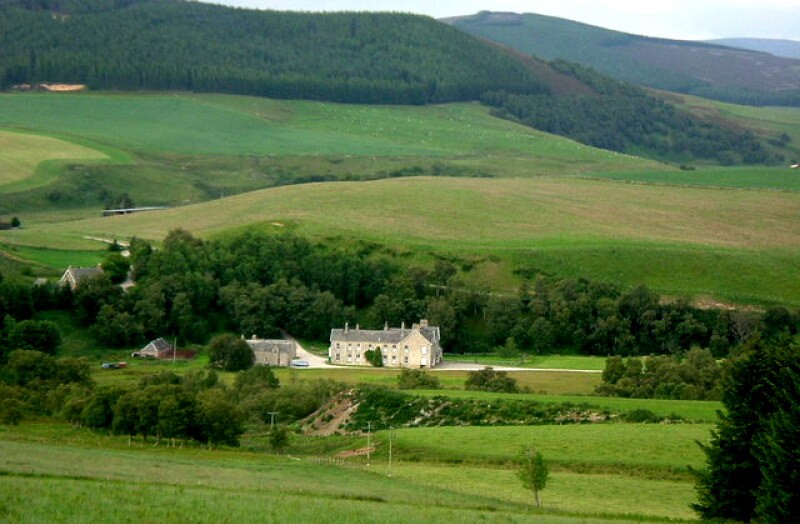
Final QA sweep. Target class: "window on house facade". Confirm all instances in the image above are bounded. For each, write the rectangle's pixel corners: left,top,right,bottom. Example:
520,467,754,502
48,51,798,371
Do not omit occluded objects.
421,346,428,355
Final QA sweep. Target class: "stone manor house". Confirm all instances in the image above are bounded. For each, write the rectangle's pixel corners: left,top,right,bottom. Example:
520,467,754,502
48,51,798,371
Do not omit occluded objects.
329,319,442,369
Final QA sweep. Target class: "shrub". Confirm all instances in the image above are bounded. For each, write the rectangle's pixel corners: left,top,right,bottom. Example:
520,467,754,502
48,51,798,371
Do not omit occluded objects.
397,368,441,389
624,409,659,423
465,367,519,393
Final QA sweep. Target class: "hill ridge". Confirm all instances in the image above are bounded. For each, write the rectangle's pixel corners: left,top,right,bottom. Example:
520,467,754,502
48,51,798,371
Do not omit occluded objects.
447,11,800,107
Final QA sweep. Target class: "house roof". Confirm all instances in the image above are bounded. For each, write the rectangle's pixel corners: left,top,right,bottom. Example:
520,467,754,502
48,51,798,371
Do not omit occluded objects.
330,325,439,345
246,339,295,353
62,266,102,282
146,338,172,351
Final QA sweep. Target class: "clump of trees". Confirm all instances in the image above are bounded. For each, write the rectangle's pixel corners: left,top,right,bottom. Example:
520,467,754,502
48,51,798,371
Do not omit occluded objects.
595,348,723,400
694,338,800,522
208,334,254,372
465,367,519,393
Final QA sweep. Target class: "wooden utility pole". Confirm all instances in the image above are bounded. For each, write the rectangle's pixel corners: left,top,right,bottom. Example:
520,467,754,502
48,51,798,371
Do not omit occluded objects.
366,421,371,467
387,426,396,476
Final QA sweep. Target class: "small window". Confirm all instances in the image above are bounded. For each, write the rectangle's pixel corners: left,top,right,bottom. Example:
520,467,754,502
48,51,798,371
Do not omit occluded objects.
421,346,428,355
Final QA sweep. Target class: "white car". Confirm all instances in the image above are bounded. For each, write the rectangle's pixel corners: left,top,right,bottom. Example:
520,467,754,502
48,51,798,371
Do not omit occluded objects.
290,359,310,368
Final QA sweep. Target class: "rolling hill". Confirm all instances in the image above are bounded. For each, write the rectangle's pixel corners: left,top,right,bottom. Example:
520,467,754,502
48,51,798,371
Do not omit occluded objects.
709,38,800,60
0,0,783,163
1,91,799,305
446,11,800,107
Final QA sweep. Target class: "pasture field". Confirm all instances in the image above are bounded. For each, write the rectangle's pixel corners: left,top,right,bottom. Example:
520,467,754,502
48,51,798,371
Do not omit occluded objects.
0,242,105,270
0,421,703,522
7,175,798,304
587,166,800,192
0,93,657,167
411,390,721,422
381,424,711,471
0,130,109,192
389,464,697,520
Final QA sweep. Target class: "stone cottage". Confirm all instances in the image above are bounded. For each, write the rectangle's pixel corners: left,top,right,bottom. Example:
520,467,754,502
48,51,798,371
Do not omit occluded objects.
329,320,442,369
245,336,296,367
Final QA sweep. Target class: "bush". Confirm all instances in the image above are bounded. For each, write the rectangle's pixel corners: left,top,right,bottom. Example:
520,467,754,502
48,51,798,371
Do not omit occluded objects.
465,367,519,393
397,368,441,390
623,409,659,423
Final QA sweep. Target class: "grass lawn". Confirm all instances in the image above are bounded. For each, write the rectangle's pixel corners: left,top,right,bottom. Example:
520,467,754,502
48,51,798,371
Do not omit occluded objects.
451,354,607,370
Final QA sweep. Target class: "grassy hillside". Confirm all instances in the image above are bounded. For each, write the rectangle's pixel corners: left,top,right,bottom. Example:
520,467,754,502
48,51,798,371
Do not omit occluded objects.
0,92,661,216
0,130,109,191
709,38,800,60
447,12,800,107
6,176,799,304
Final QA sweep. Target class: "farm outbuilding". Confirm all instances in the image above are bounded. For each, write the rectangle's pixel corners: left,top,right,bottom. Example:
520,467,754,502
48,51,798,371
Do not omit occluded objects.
132,337,174,359
245,337,296,367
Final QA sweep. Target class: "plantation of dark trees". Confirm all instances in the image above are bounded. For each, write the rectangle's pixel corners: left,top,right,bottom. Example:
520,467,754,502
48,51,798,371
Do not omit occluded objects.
1,229,797,365
0,0,782,163
482,61,783,165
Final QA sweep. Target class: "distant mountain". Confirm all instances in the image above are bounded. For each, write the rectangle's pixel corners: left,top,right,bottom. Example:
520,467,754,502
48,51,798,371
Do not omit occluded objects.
446,11,800,107
0,0,783,164
708,38,800,60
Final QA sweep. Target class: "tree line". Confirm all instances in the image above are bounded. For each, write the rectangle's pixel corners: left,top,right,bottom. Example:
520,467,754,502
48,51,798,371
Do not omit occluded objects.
2,230,798,363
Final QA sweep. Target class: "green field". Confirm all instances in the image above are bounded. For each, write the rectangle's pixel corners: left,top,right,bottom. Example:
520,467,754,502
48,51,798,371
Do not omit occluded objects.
412,390,721,422
453,354,607,370
382,424,711,471
0,93,659,164
0,420,704,522
0,129,108,192
588,166,800,192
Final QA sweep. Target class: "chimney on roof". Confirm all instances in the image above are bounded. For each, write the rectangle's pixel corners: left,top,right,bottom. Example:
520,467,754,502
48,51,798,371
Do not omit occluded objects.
356,324,360,331
345,322,349,334
420,319,428,327
251,335,257,340
384,321,388,331
401,321,405,336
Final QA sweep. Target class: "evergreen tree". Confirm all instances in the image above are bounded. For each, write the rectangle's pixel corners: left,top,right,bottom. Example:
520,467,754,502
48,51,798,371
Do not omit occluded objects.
694,338,800,521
